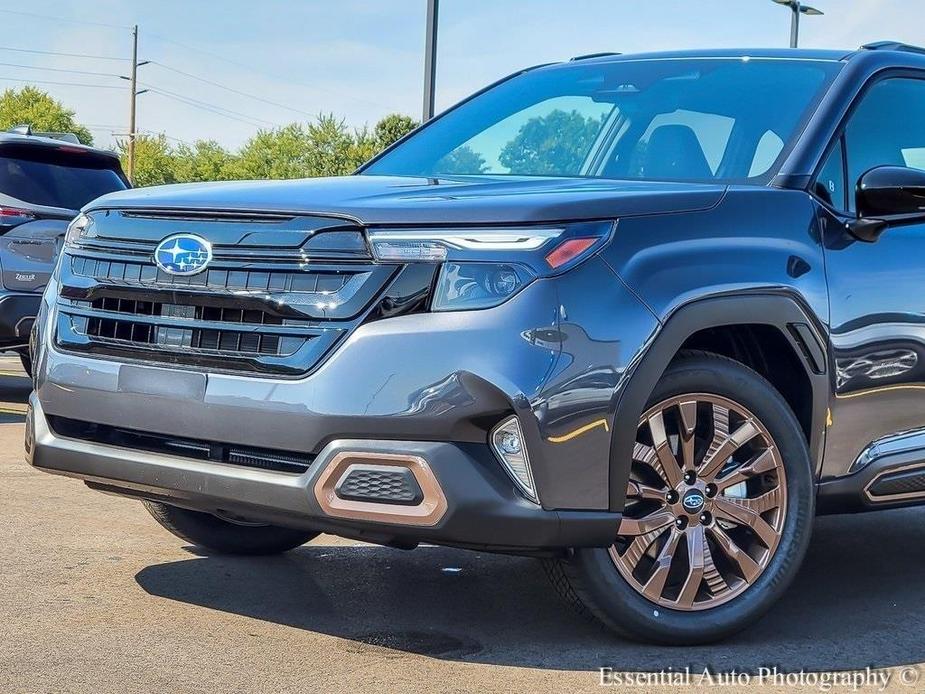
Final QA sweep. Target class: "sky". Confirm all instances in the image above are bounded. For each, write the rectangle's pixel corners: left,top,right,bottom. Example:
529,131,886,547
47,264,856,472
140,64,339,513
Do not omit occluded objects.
0,0,920,151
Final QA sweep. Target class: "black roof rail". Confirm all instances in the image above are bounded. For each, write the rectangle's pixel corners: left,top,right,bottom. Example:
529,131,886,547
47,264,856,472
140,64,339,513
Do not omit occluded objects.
570,52,621,62
7,124,80,144
861,41,925,56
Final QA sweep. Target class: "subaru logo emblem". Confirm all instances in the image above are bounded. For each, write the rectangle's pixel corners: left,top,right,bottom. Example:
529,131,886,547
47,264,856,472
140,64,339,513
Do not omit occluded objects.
682,491,705,512
154,234,212,275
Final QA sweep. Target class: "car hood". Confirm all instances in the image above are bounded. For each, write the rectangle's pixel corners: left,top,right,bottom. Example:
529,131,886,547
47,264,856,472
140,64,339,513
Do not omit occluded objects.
86,175,726,225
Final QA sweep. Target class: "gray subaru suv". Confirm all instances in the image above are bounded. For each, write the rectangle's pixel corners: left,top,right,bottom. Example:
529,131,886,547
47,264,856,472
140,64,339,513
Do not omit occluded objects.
29,45,925,644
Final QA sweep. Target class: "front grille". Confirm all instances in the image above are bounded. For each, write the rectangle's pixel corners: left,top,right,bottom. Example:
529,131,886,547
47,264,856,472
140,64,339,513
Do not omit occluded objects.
48,415,314,474
54,210,400,376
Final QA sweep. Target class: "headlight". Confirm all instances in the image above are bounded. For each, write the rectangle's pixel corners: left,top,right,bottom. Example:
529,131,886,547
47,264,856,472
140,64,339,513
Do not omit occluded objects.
64,213,92,248
432,262,532,311
368,221,613,311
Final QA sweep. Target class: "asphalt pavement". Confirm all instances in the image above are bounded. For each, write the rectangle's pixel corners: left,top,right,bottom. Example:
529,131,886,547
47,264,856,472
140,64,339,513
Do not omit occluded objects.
2,353,925,693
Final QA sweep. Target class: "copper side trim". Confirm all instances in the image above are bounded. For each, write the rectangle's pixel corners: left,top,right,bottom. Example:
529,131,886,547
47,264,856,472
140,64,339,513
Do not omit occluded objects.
864,461,925,503
313,451,448,527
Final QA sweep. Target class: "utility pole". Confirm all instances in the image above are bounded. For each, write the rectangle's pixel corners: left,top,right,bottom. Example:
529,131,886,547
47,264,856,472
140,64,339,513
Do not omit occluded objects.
422,0,439,121
127,24,140,182
122,25,149,183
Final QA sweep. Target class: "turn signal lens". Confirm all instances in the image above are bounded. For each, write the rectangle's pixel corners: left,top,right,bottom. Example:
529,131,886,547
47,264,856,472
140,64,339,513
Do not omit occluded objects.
545,238,599,269
491,416,538,503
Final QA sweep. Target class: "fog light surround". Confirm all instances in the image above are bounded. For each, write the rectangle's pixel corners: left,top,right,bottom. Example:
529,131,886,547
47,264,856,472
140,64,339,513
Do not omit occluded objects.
491,415,538,503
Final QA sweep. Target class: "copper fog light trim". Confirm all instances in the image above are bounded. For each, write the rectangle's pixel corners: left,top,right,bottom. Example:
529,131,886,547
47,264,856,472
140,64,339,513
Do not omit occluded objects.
610,393,787,611
313,451,448,527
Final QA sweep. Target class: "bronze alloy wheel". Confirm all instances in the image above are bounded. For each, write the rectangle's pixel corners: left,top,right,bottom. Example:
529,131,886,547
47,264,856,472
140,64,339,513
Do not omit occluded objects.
610,393,787,611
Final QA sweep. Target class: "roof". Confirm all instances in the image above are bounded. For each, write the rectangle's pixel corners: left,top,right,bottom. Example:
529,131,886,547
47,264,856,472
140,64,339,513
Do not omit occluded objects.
0,131,120,160
570,47,852,64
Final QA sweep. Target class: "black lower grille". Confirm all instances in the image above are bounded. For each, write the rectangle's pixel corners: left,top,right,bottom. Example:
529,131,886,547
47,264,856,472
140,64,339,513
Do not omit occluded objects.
48,416,315,474
81,314,287,356
335,466,423,505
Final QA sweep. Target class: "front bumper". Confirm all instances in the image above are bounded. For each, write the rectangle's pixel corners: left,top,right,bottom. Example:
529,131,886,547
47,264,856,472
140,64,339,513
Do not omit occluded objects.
0,292,39,346
26,395,620,551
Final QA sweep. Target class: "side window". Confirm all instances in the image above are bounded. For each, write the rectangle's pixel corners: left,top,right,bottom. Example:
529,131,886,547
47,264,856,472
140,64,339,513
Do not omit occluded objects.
814,137,846,210
843,77,925,211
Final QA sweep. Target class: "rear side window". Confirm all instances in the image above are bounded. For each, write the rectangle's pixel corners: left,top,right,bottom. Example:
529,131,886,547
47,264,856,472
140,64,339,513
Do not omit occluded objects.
0,150,126,210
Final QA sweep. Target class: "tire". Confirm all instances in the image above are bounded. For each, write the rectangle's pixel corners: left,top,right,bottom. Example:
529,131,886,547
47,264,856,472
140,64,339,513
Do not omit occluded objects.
18,350,32,378
545,350,814,644
143,500,318,555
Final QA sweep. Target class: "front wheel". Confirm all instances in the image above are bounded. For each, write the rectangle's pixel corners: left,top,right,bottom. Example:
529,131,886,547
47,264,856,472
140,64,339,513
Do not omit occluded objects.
545,351,814,644
143,500,318,555
17,349,32,378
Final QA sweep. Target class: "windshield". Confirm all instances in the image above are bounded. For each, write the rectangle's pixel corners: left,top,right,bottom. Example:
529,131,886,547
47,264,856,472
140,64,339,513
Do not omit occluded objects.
363,58,841,184
0,150,126,210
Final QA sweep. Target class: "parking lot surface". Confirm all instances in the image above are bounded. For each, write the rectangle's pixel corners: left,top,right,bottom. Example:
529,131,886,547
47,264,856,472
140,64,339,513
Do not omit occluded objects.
2,353,925,692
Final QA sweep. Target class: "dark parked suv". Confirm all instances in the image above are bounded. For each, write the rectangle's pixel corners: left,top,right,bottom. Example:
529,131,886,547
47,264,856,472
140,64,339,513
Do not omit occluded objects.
0,128,127,372
27,43,925,644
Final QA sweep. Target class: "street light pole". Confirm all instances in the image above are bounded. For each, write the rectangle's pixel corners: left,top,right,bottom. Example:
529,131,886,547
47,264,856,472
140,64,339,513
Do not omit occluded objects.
789,1,800,48
771,0,824,48
422,0,439,122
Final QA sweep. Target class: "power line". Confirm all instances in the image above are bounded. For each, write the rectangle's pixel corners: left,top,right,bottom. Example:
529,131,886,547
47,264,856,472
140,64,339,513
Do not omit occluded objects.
0,76,125,90
145,87,276,128
0,60,121,79
147,61,316,118
139,130,196,147
145,31,386,109
0,46,127,61
144,84,277,126
0,8,130,30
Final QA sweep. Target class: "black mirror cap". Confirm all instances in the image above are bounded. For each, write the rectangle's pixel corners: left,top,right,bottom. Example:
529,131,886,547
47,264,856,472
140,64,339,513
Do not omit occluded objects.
856,165,925,218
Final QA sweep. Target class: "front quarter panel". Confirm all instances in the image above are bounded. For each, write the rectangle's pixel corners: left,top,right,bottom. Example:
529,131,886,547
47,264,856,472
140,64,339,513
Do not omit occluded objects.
601,188,831,509
605,188,829,323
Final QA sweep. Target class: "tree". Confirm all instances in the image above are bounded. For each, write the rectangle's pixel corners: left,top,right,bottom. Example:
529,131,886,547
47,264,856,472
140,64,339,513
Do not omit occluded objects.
499,109,602,175
117,134,178,187
0,86,93,145
173,140,239,182
119,112,421,186
303,114,358,176
435,145,487,174
374,113,418,150
236,124,313,179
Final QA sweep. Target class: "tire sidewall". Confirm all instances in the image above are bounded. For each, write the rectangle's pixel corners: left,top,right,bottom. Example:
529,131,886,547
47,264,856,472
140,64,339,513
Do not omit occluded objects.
573,355,814,644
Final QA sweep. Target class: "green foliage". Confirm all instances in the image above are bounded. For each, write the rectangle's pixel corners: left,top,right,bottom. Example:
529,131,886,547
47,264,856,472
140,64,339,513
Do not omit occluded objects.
0,87,417,185
499,109,602,175
373,113,418,150
435,145,487,174
116,134,177,187
173,140,239,183
0,86,93,145
116,112,418,186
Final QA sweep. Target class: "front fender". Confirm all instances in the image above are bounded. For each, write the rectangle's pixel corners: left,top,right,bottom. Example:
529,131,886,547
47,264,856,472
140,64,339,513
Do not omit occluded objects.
606,293,830,512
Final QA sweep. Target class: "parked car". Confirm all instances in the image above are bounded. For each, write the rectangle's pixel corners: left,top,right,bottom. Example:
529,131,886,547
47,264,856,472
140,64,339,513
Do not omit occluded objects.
0,127,128,373
26,43,925,644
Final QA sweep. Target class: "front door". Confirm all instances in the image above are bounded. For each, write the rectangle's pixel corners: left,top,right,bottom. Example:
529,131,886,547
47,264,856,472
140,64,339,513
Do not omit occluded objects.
822,75,925,477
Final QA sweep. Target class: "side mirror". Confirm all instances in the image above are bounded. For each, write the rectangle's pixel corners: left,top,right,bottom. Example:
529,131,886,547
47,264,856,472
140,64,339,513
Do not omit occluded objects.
849,166,925,242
